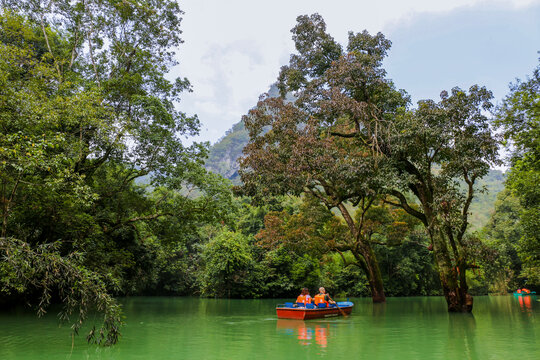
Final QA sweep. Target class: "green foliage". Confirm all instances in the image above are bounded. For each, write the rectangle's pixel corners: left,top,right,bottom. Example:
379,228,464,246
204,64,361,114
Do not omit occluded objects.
496,60,540,285
234,198,268,236
250,195,440,298
0,11,98,238
0,238,121,345
199,229,253,298
385,85,500,311
479,189,523,293
290,254,321,288
375,236,442,297
0,3,236,343
468,169,506,230
239,14,414,302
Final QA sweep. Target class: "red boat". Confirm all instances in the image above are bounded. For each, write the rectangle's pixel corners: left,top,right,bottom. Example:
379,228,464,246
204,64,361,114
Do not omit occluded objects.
276,302,354,320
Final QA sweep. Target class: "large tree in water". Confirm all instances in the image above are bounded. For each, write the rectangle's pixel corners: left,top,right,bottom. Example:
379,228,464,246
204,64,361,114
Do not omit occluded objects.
384,87,499,312
239,14,408,303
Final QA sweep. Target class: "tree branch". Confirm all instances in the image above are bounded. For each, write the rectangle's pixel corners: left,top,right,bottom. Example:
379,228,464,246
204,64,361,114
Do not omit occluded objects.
69,19,82,69
329,131,357,138
386,190,428,226
86,27,101,87
458,169,477,242
39,13,61,78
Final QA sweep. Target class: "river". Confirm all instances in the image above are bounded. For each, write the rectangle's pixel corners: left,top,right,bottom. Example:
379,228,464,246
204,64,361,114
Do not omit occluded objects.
0,295,538,359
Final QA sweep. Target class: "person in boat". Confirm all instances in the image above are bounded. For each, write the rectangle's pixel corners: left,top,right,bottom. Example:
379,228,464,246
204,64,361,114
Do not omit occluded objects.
296,287,312,307
313,287,336,308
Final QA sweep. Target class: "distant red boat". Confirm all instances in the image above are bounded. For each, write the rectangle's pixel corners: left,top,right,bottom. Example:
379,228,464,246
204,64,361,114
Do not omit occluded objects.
276,302,354,320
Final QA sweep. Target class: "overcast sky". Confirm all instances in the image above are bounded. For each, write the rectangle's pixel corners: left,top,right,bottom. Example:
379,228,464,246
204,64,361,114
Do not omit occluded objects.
172,0,540,145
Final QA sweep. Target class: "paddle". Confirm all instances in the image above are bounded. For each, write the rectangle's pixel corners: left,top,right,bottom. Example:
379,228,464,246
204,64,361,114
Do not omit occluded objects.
327,295,348,317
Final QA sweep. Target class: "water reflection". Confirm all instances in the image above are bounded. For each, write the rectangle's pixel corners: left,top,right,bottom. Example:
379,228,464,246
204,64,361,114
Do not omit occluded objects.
372,302,387,317
517,295,532,315
1,296,538,360
276,319,330,348
448,313,478,360
514,294,537,316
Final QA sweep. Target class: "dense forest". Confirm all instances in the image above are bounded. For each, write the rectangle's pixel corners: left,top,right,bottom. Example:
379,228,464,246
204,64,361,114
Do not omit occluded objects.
0,1,538,344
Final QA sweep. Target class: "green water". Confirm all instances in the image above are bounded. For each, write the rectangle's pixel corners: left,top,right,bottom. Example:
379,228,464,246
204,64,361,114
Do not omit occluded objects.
0,296,538,359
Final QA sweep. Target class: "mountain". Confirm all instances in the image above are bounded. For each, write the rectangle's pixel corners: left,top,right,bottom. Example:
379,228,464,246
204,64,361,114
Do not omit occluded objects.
204,84,290,184
204,120,248,184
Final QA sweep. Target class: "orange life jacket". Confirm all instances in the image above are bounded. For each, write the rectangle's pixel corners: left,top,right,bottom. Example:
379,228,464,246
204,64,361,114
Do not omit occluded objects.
296,294,312,305
313,294,328,307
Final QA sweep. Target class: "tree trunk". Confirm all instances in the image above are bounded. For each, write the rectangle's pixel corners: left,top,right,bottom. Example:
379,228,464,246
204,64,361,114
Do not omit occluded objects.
431,233,473,312
2,182,8,239
337,203,386,304
361,246,386,303
440,273,473,312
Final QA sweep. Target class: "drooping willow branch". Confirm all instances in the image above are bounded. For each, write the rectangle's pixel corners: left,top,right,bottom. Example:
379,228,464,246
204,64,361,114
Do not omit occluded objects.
0,237,123,345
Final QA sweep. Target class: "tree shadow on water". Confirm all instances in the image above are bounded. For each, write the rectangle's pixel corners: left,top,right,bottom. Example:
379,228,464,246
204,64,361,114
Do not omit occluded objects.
447,313,478,359
371,302,387,317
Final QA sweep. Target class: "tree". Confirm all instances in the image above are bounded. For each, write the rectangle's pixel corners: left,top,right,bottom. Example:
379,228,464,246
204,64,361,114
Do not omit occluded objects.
239,15,409,303
0,238,122,345
0,2,235,342
0,10,99,239
374,234,441,297
480,189,523,293
496,59,540,285
253,197,342,296
2,0,206,193
255,196,431,297
384,86,499,311
0,11,123,343
255,197,342,257
199,229,253,298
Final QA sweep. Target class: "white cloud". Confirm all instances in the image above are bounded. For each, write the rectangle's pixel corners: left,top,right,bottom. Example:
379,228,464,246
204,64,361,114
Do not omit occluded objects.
174,0,540,144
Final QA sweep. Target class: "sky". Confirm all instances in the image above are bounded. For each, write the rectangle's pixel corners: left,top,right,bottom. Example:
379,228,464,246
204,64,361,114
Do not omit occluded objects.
172,0,540,145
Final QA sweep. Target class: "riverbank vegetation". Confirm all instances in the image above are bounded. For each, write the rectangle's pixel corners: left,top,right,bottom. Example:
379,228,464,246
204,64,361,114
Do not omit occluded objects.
1,1,538,344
